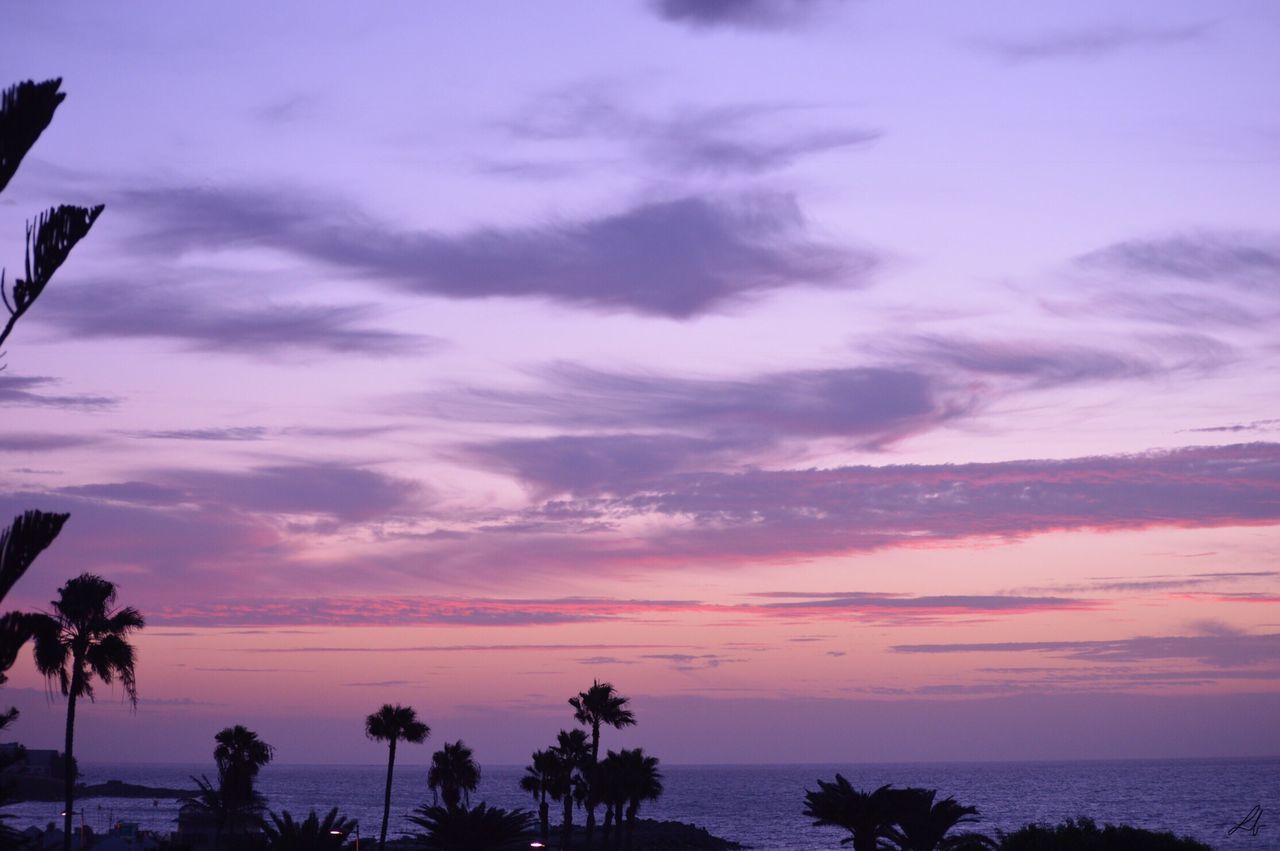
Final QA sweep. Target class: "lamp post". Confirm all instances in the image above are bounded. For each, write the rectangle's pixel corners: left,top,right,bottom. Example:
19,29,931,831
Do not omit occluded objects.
331,824,360,851
60,809,86,851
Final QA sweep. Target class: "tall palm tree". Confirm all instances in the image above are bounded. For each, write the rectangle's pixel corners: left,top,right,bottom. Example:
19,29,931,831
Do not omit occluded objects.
569,680,636,846
519,748,557,844
365,703,429,851
29,573,144,851
616,749,662,851
882,787,996,851
549,729,590,851
428,741,480,812
803,776,900,851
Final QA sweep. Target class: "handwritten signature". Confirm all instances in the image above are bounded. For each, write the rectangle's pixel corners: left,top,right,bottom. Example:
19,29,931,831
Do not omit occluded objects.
1228,805,1263,837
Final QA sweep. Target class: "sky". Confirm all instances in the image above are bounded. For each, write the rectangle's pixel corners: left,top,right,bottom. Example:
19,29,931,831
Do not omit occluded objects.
0,0,1278,766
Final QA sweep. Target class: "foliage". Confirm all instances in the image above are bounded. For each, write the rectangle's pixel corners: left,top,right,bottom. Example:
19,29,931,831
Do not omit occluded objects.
997,817,1213,851
883,786,996,851
29,573,143,851
213,725,276,816
0,78,65,192
803,777,906,851
408,803,535,851
366,703,429,851
427,741,480,811
263,807,357,851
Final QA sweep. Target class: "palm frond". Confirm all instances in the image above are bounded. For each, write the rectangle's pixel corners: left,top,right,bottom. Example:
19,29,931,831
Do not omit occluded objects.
0,79,65,194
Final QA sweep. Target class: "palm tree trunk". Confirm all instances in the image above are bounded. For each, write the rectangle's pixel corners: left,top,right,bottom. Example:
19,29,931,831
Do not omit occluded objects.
379,738,396,851
602,803,613,849
61,678,78,851
562,795,574,850
538,793,549,842
624,804,636,851
585,722,600,847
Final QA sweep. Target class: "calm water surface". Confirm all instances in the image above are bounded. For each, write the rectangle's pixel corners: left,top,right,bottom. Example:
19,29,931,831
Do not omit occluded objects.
3,758,1275,849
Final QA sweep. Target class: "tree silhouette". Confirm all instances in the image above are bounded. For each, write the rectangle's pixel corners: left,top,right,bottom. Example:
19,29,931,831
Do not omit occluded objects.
189,725,275,849
0,79,104,358
28,573,143,851
427,740,480,812
262,807,357,851
0,76,103,737
408,802,535,851
803,776,900,851
614,748,663,851
0,510,69,728
569,680,636,846
365,703,429,851
882,787,995,851
548,729,590,851
519,748,557,844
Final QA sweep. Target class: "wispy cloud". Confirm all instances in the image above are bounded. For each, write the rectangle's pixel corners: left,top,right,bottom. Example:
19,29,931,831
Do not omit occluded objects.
123,186,868,319
123,426,270,442
503,92,879,176
1076,231,1280,290
980,22,1213,63
0,432,99,451
0,375,117,410
38,277,431,358
648,0,838,31
893,628,1280,668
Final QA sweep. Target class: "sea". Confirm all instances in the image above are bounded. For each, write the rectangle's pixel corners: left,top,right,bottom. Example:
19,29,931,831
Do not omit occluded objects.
2,758,1276,850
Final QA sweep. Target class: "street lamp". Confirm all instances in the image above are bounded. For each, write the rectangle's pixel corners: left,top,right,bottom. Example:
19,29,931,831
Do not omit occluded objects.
60,809,86,851
330,823,361,851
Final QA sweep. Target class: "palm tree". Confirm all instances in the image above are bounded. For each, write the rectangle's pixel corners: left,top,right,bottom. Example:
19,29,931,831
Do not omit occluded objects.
569,680,636,846
366,703,429,851
596,752,622,849
427,741,480,811
548,729,590,850
29,573,143,851
882,788,996,851
616,749,662,851
214,724,275,815
519,748,557,844
803,776,900,851
263,807,357,851
408,802,534,851
188,725,274,849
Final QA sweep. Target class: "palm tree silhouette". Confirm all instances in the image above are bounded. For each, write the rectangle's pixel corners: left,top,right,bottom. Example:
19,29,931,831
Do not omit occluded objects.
549,729,589,850
366,703,429,851
190,725,274,849
428,741,480,812
519,748,557,844
28,573,144,851
615,748,662,851
882,787,995,851
408,802,534,851
214,724,275,814
803,776,900,851
569,680,636,846
263,807,357,850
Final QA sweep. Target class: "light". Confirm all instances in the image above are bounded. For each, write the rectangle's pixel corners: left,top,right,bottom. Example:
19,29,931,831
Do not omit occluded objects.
530,844,546,848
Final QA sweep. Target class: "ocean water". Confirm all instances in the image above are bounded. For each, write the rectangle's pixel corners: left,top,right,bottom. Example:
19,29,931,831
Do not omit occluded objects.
2,758,1276,850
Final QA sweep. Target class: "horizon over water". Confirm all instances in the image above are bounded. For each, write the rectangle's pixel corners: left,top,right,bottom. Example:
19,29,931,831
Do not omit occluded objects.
3,756,1275,849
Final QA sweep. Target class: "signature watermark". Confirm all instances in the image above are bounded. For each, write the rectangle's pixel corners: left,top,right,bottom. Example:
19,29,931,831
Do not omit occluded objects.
1227,805,1263,838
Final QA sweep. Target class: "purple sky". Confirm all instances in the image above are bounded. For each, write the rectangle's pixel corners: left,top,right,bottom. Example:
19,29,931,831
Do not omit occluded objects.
1,0,1278,765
